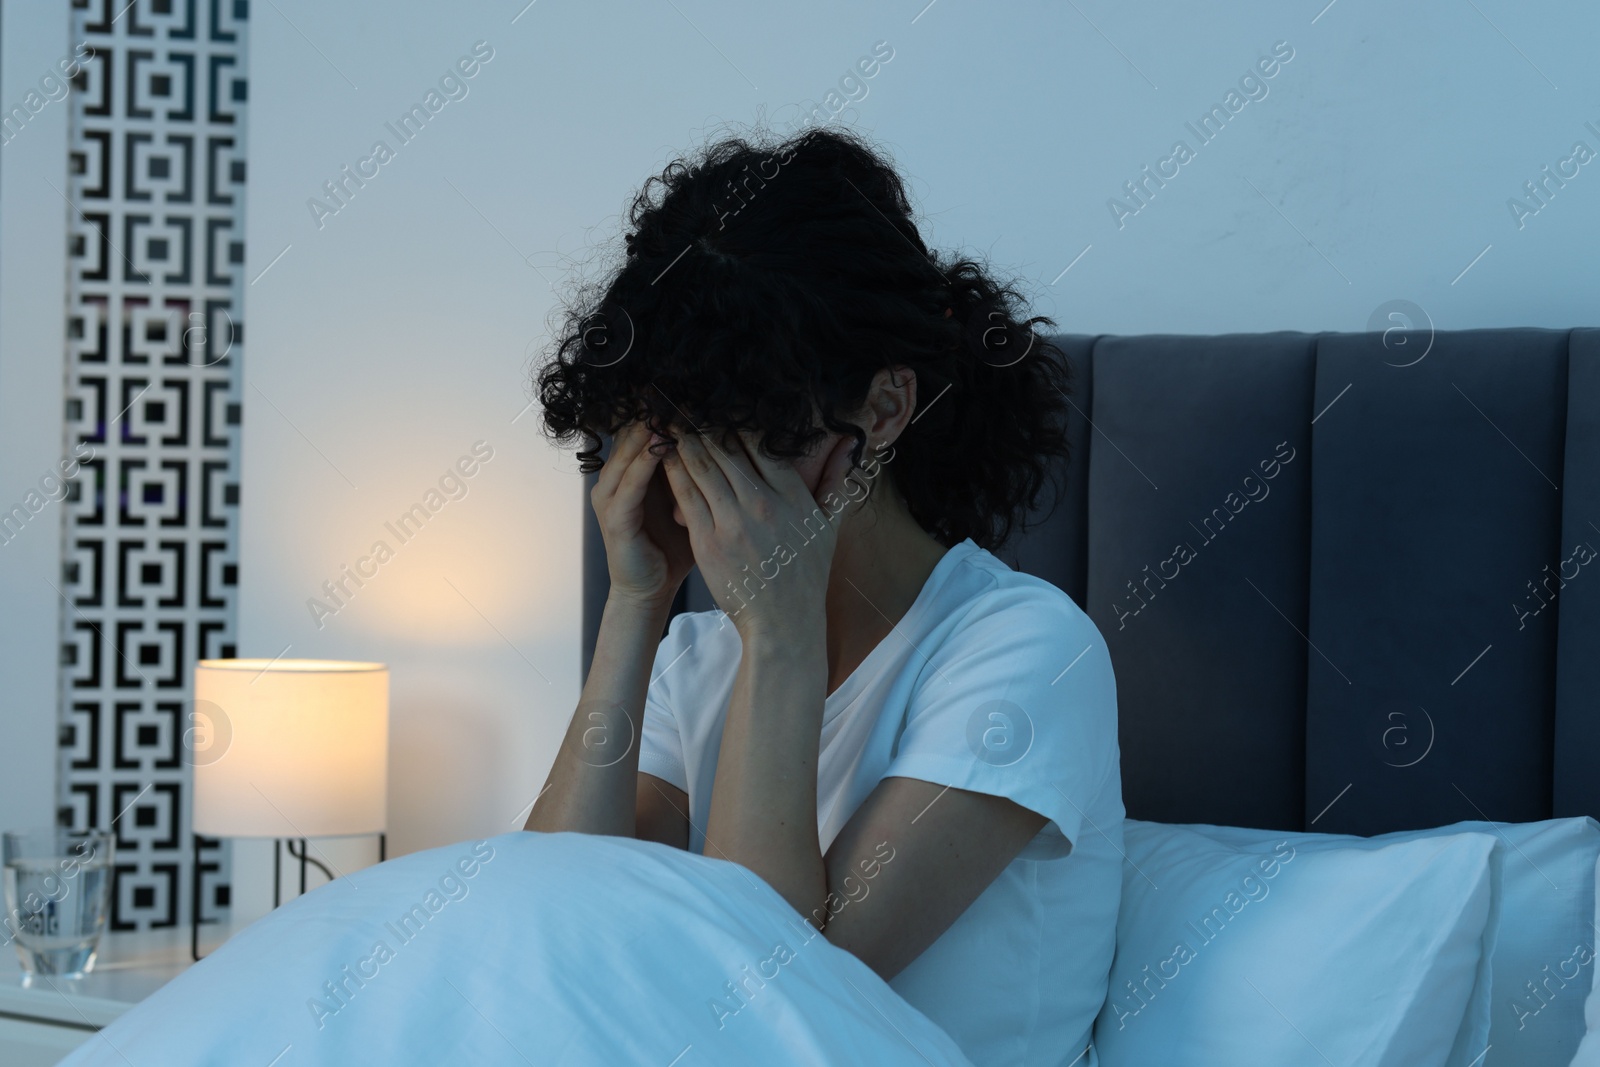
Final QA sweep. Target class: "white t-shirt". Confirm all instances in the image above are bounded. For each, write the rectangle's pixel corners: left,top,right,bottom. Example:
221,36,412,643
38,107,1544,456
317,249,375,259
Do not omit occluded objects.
637,537,1124,1067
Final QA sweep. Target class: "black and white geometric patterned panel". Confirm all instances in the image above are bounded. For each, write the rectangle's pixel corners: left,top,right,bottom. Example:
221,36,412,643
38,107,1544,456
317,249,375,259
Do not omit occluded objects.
58,0,248,931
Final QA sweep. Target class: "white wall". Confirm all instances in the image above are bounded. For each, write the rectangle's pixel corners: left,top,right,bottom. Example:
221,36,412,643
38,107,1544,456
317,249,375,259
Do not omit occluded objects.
241,0,1600,855
0,3,70,832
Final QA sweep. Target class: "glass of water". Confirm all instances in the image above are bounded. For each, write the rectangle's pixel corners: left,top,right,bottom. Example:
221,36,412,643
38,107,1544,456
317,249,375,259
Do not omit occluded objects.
2,828,114,982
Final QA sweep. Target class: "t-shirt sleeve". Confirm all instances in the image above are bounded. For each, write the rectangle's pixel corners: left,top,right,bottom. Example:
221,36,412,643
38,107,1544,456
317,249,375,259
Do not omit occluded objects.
636,610,696,794
882,586,1119,861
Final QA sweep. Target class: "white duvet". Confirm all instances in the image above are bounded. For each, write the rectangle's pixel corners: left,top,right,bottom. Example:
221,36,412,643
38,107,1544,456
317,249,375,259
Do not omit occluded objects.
61,832,974,1066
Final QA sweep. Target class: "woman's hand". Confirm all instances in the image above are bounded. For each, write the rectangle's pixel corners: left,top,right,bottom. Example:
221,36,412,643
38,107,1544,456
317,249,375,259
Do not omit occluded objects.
592,419,696,608
660,427,860,641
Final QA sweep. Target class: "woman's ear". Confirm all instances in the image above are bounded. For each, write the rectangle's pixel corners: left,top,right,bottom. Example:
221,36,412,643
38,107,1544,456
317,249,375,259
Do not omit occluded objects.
862,365,918,447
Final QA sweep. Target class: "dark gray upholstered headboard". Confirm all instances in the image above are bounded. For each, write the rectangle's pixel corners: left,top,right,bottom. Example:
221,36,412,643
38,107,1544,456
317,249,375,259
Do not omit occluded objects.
580,328,1600,836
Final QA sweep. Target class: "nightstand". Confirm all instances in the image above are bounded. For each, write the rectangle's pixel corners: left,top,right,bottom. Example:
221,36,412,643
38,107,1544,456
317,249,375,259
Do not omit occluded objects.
0,928,219,1067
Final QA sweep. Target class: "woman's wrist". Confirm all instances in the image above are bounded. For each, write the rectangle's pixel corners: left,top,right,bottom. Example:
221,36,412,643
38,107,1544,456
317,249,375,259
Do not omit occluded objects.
737,619,827,687
736,609,825,655
604,587,676,623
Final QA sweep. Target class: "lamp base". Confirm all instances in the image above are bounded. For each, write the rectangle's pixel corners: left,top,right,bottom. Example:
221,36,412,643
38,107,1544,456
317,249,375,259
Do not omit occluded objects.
190,832,386,961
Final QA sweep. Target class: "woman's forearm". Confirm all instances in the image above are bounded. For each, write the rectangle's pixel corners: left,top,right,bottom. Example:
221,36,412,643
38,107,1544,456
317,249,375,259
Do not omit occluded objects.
703,627,829,922
525,593,672,836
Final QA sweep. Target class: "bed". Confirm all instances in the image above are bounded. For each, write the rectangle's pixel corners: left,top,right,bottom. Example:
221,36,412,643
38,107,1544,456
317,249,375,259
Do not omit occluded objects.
60,327,1600,1066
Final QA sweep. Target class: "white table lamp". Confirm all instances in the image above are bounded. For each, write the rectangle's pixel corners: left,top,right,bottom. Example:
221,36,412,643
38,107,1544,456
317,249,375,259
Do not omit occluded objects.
189,658,389,957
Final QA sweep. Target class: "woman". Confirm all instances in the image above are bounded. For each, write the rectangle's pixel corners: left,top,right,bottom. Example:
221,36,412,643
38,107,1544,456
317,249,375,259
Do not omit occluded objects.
528,126,1123,1067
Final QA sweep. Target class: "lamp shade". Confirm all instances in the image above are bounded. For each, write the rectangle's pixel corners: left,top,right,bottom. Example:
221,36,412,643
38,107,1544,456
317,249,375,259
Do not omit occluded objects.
192,659,388,838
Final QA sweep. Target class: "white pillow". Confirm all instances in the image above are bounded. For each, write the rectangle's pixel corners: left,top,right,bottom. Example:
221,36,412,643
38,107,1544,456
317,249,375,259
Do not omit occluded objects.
1164,820,1499,1067
1093,821,1498,1067
1564,852,1600,1067
1474,818,1600,1066
1183,816,1600,1066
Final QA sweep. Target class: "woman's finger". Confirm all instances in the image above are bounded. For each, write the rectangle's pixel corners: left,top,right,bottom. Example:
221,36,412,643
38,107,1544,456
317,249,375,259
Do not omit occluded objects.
736,428,808,497
592,419,651,504
697,428,767,503
605,436,663,529
661,444,712,531
673,431,741,527
813,435,863,521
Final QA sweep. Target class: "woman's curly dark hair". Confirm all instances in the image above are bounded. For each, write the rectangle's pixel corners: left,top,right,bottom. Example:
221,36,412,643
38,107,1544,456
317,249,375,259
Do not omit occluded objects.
533,124,1074,551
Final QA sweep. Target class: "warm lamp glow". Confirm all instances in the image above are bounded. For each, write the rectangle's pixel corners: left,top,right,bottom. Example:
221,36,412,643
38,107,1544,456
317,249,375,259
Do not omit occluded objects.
193,659,389,838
